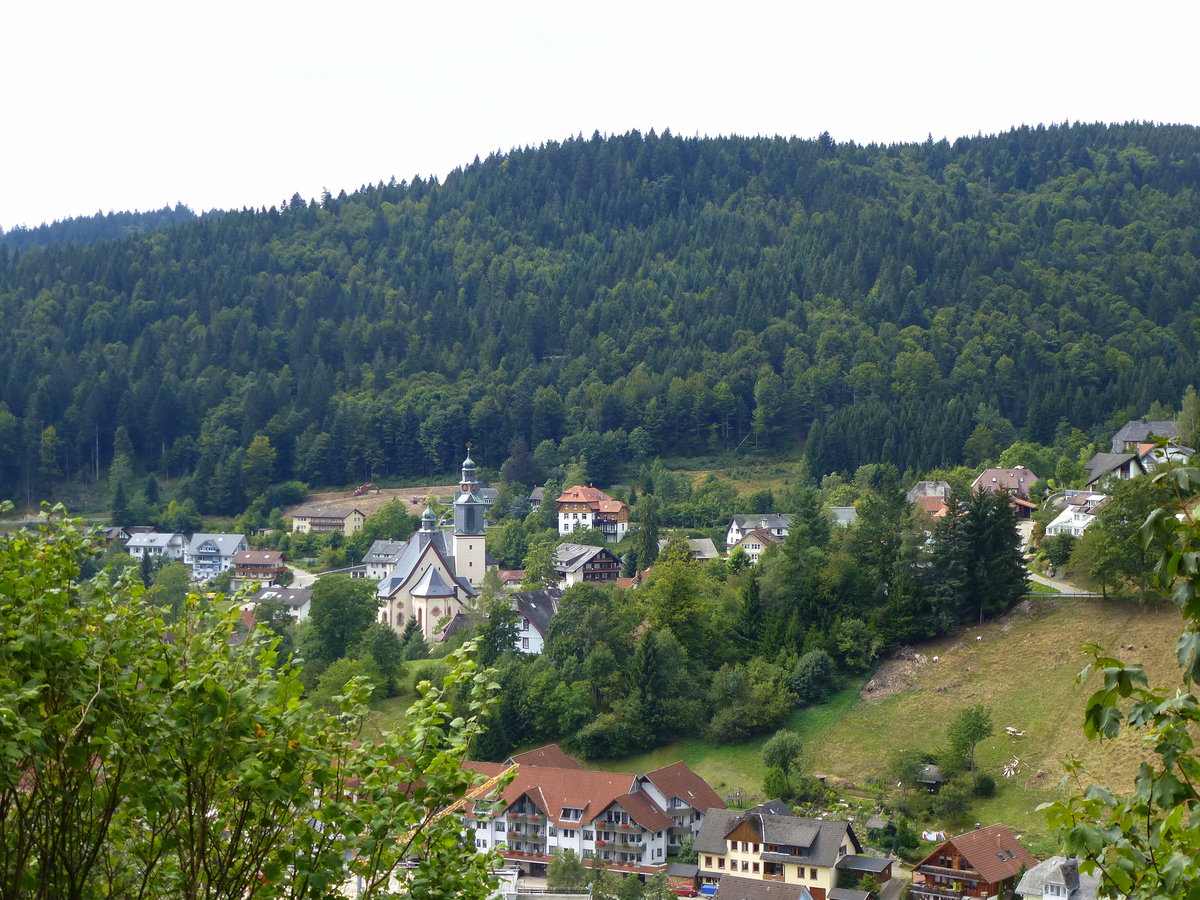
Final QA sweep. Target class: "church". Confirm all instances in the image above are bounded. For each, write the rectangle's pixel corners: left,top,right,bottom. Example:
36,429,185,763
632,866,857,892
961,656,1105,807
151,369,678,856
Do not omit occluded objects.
376,451,488,640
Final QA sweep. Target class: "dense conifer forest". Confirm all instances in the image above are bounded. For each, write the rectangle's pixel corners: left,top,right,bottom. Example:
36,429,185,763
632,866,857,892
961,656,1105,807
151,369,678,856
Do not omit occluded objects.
2,122,1199,509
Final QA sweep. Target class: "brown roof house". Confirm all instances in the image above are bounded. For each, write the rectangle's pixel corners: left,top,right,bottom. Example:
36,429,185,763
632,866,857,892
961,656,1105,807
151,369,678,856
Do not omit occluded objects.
230,550,285,590
462,745,720,877
556,485,630,543
910,824,1036,900
971,466,1040,518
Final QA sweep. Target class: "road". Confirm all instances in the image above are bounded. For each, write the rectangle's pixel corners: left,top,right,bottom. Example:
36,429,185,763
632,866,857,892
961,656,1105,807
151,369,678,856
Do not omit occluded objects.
287,564,317,588
1026,570,1099,596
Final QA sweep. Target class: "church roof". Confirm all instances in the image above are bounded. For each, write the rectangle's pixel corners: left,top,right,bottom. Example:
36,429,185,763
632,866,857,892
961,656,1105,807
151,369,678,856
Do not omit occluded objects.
410,565,458,598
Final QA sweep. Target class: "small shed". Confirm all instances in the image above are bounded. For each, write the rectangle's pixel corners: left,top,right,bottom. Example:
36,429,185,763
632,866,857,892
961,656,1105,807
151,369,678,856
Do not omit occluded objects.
668,863,699,890
916,764,946,793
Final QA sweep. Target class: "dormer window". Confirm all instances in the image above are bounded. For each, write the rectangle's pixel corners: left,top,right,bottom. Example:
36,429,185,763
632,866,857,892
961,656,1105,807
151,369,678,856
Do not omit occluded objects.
561,807,583,821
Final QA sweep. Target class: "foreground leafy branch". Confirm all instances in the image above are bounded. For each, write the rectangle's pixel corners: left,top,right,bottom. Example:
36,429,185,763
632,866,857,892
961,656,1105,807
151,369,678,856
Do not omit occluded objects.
0,506,505,899
1041,467,1200,899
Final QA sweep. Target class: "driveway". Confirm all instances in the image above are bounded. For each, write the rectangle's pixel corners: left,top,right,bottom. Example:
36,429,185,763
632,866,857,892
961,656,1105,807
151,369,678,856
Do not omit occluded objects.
287,564,316,588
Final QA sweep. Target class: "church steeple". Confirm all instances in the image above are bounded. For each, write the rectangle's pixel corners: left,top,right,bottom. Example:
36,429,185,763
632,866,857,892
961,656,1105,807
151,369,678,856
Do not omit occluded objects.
453,445,486,587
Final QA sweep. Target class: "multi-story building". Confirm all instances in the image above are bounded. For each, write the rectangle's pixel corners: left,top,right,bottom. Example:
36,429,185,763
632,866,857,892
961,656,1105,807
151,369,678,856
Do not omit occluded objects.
230,550,285,590
696,801,889,900
555,486,629,543
725,515,793,549
464,745,722,877
910,824,1036,900
554,543,621,585
289,506,366,535
637,762,726,857
184,533,248,581
125,531,187,563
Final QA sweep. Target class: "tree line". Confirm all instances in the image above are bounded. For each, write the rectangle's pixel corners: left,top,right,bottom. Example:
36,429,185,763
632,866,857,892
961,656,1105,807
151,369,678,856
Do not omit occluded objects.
2,123,1200,510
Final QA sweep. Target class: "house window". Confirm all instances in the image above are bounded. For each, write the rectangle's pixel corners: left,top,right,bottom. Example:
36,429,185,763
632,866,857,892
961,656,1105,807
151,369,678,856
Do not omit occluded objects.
584,831,593,840
705,857,712,867
809,869,817,879
754,843,760,853
741,861,749,872
522,638,530,650
797,867,804,879
752,863,759,874
717,860,725,870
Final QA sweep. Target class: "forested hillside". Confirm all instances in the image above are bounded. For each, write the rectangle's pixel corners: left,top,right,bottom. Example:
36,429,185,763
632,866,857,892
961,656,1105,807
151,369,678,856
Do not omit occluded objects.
0,204,205,253
2,122,1199,510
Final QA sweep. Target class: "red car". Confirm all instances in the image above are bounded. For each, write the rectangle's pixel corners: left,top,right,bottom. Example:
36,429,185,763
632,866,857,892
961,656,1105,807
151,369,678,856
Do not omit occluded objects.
673,886,698,897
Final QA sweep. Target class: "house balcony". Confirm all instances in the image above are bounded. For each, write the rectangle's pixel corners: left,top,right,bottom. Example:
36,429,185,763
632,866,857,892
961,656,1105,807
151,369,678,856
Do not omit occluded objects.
915,865,982,885
762,874,785,883
908,885,966,900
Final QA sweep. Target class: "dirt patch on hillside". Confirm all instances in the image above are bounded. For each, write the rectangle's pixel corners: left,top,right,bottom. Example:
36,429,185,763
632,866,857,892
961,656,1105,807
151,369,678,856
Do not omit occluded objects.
860,646,928,701
284,484,461,518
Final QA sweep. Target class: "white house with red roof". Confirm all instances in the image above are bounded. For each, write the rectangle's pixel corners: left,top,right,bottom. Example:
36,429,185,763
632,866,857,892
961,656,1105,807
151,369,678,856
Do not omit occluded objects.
463,745,723,876
556,485,630,543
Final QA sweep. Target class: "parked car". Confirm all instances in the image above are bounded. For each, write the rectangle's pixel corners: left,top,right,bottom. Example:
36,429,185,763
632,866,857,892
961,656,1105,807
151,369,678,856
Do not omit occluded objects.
673,886,698,897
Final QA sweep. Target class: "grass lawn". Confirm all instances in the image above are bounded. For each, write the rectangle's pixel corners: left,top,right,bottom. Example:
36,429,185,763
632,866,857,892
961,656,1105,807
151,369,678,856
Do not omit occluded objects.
579,682,865,805
358,592,1183,850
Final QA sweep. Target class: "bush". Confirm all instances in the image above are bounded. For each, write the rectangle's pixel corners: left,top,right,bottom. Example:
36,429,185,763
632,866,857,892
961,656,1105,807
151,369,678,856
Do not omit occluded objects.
973,772,996,797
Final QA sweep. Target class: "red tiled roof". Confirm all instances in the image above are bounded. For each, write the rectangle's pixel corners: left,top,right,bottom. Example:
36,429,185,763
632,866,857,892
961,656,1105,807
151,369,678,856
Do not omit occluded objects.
919,824,1036,885
644,761,727,812
609,790,672,831
556,485,613,504
508,743,582,769
502,767,637,825
234,550,283,565
915,496,949,517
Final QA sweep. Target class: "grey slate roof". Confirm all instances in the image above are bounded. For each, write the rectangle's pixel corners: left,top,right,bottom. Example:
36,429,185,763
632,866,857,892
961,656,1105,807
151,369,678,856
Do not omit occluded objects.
715,875,812,900
1084,452,1144,485
251,586,312,612
827,890,870,900
553,542,608,574
187,533,246,556
657,537,719,560
409,566,458,598
1016,856,1100,900
376,527,477,599
511,587,563,637
729,514,794,532
126,532,182,549
1111,418,1177,452
361,539,407,565
695,804,861,868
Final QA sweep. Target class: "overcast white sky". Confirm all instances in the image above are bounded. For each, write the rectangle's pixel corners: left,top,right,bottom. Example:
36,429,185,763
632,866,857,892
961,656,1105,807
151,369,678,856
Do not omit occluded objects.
3,0,1197,231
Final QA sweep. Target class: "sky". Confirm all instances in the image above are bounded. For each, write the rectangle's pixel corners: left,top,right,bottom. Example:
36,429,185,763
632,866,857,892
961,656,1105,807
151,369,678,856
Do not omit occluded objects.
3,0,1198,231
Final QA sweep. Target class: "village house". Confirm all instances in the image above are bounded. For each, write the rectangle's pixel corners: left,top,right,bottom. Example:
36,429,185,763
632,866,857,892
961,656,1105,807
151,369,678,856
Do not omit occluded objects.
696,800,889,900
511,587,563,654
1016,856,1100,900
726,515,793,549
1045,492,1107,538
658,537,720,562
248,585,312,621
125,531,187,563
361,539,408,581
1110,418,1177,453
729,528,783,564
463,745,722,877
289,505,366,535
184,533,248,581
553,542,621,585
1084,452,1146,487
910,824,1036,900
555,485,630,543
229,549,285,590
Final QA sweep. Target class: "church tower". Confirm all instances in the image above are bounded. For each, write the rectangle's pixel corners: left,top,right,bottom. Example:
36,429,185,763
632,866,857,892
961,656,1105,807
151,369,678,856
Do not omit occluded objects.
453,448,486,588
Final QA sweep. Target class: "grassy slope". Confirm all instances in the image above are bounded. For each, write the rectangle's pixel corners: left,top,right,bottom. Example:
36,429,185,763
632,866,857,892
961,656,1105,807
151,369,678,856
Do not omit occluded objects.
583,595,1183,852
